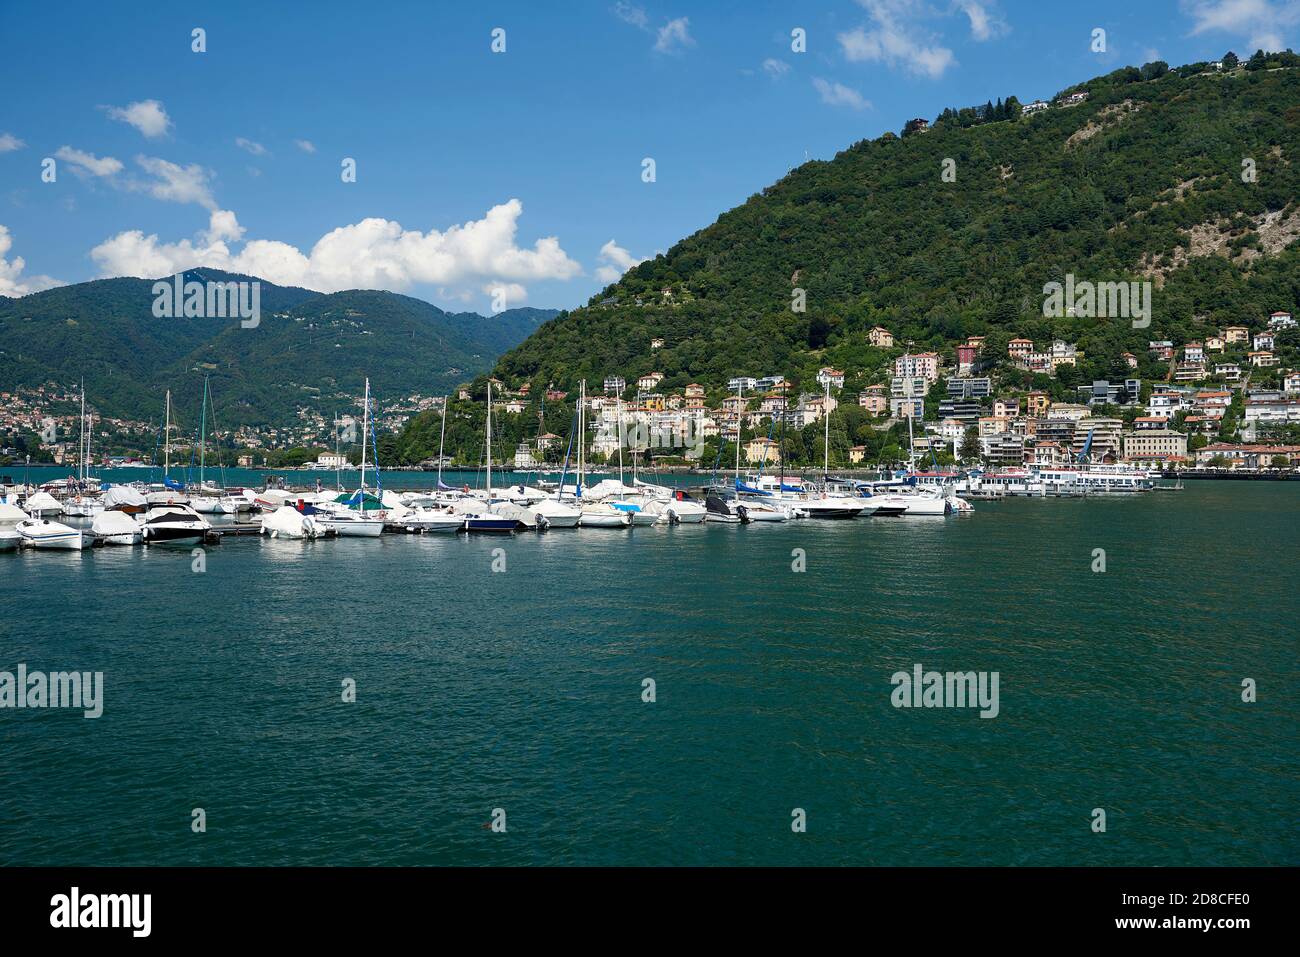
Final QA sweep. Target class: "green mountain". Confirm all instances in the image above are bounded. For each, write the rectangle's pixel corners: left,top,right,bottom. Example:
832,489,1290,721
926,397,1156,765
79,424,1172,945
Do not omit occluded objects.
0,269,557,427
493,56,1300,399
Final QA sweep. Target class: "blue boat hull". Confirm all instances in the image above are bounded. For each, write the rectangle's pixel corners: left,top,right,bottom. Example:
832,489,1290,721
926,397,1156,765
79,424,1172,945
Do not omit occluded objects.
461,518,518,533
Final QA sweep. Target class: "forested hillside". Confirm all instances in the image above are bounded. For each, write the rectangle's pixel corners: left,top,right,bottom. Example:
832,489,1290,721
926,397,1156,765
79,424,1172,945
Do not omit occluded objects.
495,56,1300,398
0,270,556,427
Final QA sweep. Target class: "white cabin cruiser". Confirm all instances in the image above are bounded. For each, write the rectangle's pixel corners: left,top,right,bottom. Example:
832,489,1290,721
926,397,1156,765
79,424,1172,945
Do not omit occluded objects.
15,518,86,550
140,503,211,544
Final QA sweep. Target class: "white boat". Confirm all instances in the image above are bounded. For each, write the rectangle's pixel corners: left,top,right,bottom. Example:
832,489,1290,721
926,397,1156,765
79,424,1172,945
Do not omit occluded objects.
629,481,708,524
389,504,464,533
15,518,85,550
0,502,29,525
22,490,64,517
191,491,239,515
579,502,632,527
862,485,951,516
260,505,321,539
140,503,211,545
62,496,104,518
742,475,864,518
0,528,20,550
705,492,746,523
1039,463,1153,495
530,498,582,528
312,507,384,537
101,485,148,514
91,510,143,545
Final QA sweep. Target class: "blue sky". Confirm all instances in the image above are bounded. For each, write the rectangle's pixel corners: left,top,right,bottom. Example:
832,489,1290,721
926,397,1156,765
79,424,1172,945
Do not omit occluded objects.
1,0,1295,312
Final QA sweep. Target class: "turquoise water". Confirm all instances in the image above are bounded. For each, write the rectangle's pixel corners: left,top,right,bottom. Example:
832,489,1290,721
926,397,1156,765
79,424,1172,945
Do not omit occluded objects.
0,481,1295,866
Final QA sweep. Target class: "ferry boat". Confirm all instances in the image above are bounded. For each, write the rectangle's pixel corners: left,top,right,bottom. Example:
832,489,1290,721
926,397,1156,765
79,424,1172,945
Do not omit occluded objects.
969,468,1045,497
1038,463,1153,495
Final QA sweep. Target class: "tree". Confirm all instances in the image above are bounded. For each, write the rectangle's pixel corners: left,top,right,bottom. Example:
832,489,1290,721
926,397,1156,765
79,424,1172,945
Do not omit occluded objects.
1222,51,1239,69
959,427,981,462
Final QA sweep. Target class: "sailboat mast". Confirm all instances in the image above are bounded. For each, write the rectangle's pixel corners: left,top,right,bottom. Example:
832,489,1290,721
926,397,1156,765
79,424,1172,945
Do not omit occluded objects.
578,379,585,498
437,396,447,489
334,414,341,491
199,376,208,489
735,381,743,484
78,383,85,485
485,380,493,500
164,389,171,478
617,394,625,485
779,388,786,491
359,378,370,492
823,378,830,479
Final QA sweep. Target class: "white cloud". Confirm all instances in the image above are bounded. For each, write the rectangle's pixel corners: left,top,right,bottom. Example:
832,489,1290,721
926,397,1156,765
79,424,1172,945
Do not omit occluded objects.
954,1,1007,42
54,146,124,178
90,200,581,302
762,57,791,78
840,0,958,79
103,99,171,138
0,133,25,153
235,137,267,156
612,1,649,29
0,225,63,296
595,239,649,283
1181,0,1299,52
812,77,872,111
294,139,317,153
130,155,217,210
654,17,695,54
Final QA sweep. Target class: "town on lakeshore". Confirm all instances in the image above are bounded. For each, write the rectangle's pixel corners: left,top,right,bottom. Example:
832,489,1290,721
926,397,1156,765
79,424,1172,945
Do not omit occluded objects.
3,302,1297,549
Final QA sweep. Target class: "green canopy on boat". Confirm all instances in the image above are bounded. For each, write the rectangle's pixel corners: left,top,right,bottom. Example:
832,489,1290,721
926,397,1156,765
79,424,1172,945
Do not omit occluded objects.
335,491,384,511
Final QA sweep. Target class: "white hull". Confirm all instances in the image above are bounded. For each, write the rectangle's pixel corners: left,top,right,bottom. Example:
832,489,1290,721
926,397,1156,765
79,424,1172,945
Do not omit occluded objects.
192,497,238,515
16,519,85,550
531,501,582,528
393,510,464,533
0,529,21,550
318,517,384,537
91,511,144,545
579,506,631,527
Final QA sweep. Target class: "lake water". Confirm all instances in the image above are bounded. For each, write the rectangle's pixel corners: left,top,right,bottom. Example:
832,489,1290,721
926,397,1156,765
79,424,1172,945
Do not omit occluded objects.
0,479,1295,865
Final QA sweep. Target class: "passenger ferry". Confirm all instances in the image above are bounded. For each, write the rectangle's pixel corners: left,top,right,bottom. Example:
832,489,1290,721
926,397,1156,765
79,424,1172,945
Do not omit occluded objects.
969,468,1045,497
1038,463,1153,495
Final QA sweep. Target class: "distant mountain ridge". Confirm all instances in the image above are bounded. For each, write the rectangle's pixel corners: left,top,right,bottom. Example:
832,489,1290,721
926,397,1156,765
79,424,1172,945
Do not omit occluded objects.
0,269,557,426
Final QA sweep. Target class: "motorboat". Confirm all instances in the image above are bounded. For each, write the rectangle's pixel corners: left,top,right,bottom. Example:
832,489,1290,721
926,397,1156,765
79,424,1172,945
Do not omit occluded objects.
191,488,240,515
140,503,211,545
100,485,148,514
0,528,20,550
260,505,322,540
530,498,582,528
578,501,632,527
385,503,464,533
311,508,384,537
860,484,952,516
705,492,747,523
15,518,86,550
22,491,64,517
91,510,144,545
